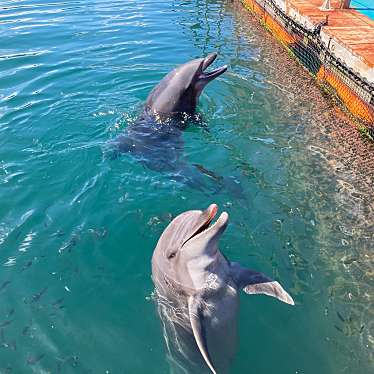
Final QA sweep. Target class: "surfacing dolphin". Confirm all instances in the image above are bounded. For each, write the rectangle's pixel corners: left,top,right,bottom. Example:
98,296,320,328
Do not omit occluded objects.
152,204,294,374
111,54,228,187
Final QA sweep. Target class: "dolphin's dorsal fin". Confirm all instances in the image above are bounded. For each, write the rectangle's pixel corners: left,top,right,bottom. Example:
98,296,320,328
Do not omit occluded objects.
230,262,295,305
188,296,217,374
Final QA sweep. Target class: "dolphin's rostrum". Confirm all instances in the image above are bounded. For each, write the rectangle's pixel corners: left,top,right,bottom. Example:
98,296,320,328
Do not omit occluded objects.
152,204,294,374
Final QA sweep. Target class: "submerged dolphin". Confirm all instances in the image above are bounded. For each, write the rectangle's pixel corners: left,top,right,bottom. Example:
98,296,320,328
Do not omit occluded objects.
152,204,294,374
112,54,227,181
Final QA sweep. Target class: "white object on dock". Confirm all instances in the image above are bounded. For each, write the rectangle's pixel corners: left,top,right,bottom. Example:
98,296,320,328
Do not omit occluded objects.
319,0,333,11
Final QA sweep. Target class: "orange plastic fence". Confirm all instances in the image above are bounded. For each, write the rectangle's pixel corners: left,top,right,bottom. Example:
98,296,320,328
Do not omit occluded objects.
317,66,374,123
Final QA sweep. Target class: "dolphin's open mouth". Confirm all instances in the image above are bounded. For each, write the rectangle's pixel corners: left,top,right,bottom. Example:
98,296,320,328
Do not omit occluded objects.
183,204,228,247
199,53,227,81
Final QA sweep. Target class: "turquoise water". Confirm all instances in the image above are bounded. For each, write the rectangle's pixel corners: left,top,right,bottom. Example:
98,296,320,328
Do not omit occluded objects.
0,0,373,373
352,0,374,20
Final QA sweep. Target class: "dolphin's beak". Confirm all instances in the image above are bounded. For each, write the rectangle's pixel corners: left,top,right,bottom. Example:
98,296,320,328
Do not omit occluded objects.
204,210,229,240
199,53,227,82
202,53,218,71
182,204,228,248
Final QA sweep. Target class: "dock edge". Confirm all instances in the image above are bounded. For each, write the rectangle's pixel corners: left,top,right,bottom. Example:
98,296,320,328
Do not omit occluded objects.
240,0,374,140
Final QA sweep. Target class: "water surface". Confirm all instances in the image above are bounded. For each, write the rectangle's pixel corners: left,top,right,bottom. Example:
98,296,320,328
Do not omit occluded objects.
0,0,373,373
352,0,374,19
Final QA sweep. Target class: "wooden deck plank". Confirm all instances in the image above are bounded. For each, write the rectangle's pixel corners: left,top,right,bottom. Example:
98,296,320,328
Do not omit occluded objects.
287,0,374,73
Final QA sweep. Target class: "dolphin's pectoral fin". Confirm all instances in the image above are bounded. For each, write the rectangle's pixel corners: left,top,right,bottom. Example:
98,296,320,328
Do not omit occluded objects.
231,262,295,305
115,135,135,153
188,296,217,374
243,280,295,305
104,135,134,160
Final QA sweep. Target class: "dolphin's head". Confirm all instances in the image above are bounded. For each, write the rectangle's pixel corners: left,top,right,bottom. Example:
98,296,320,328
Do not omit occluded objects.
152,204,229,292
145,53,227,116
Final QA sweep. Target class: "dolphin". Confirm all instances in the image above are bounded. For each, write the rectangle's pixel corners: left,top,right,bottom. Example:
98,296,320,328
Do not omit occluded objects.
152,204,294,374
111,54,228,188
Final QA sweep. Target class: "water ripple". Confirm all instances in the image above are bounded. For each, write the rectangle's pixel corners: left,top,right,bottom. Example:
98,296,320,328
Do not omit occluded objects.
0,0,372,372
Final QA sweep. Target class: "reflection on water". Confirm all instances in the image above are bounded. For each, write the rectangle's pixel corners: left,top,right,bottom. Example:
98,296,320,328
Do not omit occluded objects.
0,0,373,373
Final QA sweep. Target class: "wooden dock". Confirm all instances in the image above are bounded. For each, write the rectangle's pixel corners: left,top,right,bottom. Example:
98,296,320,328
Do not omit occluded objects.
241,0,374,130
288,0,374,81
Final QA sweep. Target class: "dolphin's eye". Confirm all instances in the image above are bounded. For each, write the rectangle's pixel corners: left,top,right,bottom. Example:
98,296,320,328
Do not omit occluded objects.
167,252,176,260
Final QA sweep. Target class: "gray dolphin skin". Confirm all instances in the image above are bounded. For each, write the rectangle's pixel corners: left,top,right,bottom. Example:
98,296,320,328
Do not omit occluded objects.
112,53,227,176
152,204,294,374
145,52,227,116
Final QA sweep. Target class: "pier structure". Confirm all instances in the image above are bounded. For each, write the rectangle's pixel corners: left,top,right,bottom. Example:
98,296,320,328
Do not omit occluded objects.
240,0,374,134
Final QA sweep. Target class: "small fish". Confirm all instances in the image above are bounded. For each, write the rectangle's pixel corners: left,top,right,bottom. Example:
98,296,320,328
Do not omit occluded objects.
334,325,344,333
89,228,107,239
0,280,11,292
69,356,79,368
59,235,79,254
51,298,64,307
6,308,15,318
27,353,45,365
337,311,346,323
21,319,33,336
193,164,223,182
341,255,358,265
31,287,48,304
0,320,14,328
22,325,30,336
21,260,33,272
51,230,64,238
